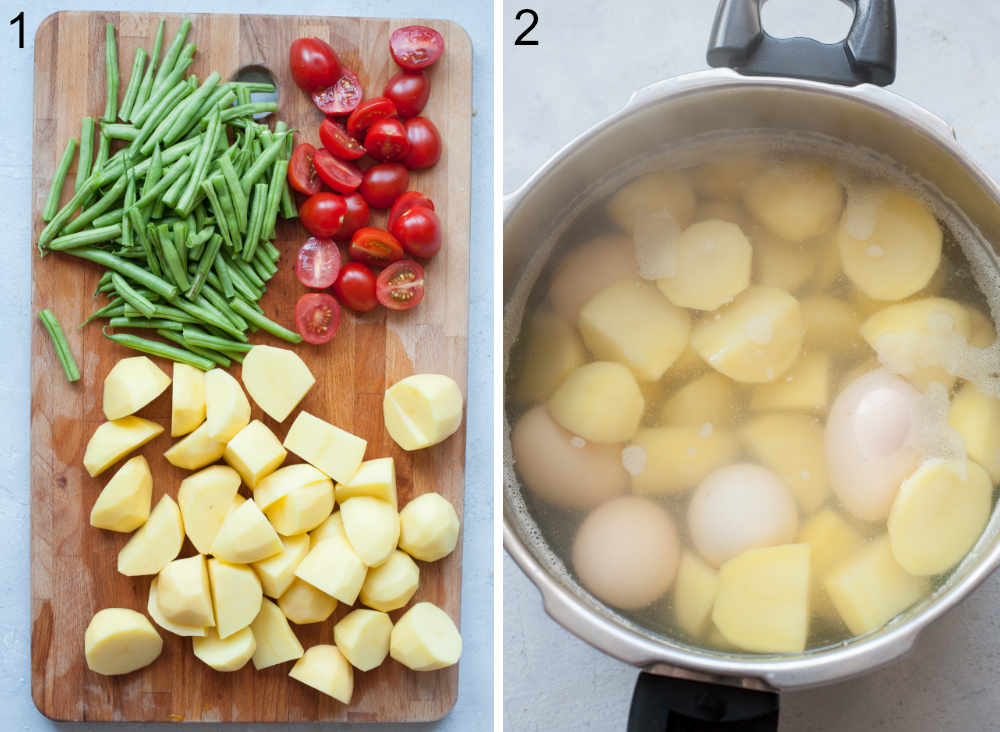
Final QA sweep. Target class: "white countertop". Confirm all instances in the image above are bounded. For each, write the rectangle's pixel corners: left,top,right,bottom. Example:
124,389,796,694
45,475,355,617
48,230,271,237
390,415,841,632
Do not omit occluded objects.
503,0,1000,729
0,0,493,728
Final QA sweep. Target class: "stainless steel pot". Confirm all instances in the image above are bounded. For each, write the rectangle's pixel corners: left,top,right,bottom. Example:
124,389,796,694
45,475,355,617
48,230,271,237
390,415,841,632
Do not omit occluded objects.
503,0,1000,727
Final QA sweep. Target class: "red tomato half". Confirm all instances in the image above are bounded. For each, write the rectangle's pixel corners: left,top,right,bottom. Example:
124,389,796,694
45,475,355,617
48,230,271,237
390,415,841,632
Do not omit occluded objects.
364,118,410,162
349,227,405,268
332,262,378,312
319,118,365,160
346,97,398,140
401,117,442,170
289,37,341,92
383,70,430,118
336,192,370,241
390,25,444,70
295,292,341,344
376,259,425,310
388,191,435,231
312,68,363,116
391,206,441,259
288,143,320,195
295,236,342,289
313,149,363,194
359,163,409,209
299,192,346,237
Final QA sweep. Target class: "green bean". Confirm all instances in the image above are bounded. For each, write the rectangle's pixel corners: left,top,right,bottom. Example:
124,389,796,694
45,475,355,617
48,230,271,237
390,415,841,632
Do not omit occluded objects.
162,160,193,209
39,309,80,382
122,302,193,324
212,175,241,251
177,107,221,215
188,226,215,250
163,71,221,146
90,133,111,200
62,174,127,235
250,258,272,282
65,247,178,299
130,19,165,121
48,223,122,251
212,255,236,299
233,255,265,289
261,239,280,261
83,299,125,326
217,152,248,232
131,154,192,210
230,300,297,342
112,272,157,317
272,120,297,219
101,123,138,141
151,18,191,95
132,77,194,151
101,132,200,181
254,246,277,276
110,316,183,331
156,223,189,289
95,270,114,292
199,285,247,331
199,176,233,249
104,328,214,371
150,42,196,103
118,47,147,122
121,171,136,248
75,117,95,194
182,325,253,353
240,134,288,193
187,233,222,299
156,328,231,368
262,159,287,240
193,85,236,122
37,172,102,251
91,207,125,228
242,182,268,261
127,206,160,275
235,86,251,106
170,296,246,340
42,138,77,222
215,101,277,124
103,23,118,122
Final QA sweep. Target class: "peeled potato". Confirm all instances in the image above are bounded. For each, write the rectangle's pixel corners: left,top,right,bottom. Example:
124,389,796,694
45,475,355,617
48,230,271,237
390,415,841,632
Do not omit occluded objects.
607,171,696,233
157,554,215,628
118,495,184,576
84,416,164,477
265,478,335,537
548,234,637,323
336,457,397,508
662,344,708,384
547,361,645,443
743,159,843,242
672,552,719,640
398,492,460,562
223,420,287,489
203,368,251,441
279,577,338,624
749,225,817,293
949,383,1000,482
798,508,864,623
628,426,740,496
740,413,828,513
164,422,226,471
656,220,752,310
250,598,304,670
309,512,346,547
177,465,241,554
90,455,152,532
691,155,763,200
691,286,805,383
210,499,282,564
966,306,996,348
171,362,206,436
389,602,462,671
289,644,353,704
253,533,310,599
712,543,811,653
749,352,831,414
241,344,316,422
659,372,737,428
360,550,420,612
836,185,942,301
84,608,163,675
193,626,256,672
103,356,171,420
334,609,393,671
295,534,367,605
513,311,586,404
383,374,464,451
254,463,328,512
283,410,367,484
694,199,749,227
147,577,206,637
800,295,864,355
208,558,262,638
340,497,400,567
806,232,843,291
888,459,992,575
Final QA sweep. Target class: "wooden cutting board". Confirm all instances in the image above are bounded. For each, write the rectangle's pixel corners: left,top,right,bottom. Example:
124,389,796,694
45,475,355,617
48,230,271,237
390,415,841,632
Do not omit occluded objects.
30,11,471,722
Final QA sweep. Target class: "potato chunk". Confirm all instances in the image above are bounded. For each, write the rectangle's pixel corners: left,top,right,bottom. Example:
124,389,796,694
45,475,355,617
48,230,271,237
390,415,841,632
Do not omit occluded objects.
692,156,762,200
210,499,282,564
949,382,1000,482
284,411,367,483
966,306,996,348
691,286,804,383
335,457,397,508
798,508,863,623
360,550,420,612
208,558,263,638
389,602,462,671
253,533,310,598
548,361,645,443
118,495,183,576
548,234,637,323
628,426,740,497
334,609,393,671
341,497,400,567
223,420,287,489
147,577,206,637
164,422,226,471
749,352,831,414
383,374,464,451
177,465,241,554
90,455,152,532
250,598,303,670
836,185,942,301
84,608,162,675
824,535,930,635
800,295,863,355
309,512,347,547
750,224,818,293
84,416,164,477
266,479,335,537
663,374,738,431
193,626,256,672
607,171,696,233
712,543,811,653
171,362,205,436
289,644,354,704
254,463,329,511
103,356,171,420
672,552,719,640
157,554,215,628
888,459,992,576
204,368,251,442
398,492,460,562
744,159,843,242
513,311,586,404
740,413,828,513
279,577,338,624
295,534,367,605
241,344,315,422
656,220,752,310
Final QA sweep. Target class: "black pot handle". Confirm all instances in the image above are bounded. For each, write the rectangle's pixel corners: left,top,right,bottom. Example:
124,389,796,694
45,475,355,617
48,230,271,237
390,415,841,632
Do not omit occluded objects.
627,673,779,731
706,0,896,86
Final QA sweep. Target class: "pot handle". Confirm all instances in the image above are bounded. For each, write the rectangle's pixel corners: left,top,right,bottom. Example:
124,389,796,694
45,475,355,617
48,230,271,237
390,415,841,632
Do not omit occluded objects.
628,673,779,731
706,0,896,87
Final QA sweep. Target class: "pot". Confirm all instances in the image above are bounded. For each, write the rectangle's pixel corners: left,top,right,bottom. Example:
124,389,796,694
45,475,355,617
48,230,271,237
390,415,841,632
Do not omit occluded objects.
503,0,1000,728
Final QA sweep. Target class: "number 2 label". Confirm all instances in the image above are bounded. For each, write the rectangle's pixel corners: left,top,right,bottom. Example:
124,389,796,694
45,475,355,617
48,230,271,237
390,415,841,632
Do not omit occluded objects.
515,9,539,46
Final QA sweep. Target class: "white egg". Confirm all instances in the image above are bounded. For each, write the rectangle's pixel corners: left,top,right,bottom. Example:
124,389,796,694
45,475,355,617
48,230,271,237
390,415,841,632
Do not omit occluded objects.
572,496,680,610
687,463,799,567
826,369,922,522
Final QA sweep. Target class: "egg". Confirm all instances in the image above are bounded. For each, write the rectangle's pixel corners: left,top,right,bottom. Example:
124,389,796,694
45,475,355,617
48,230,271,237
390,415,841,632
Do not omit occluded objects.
687,463,799,567
572,496,680,610
512,406,629,510
826,369,922,522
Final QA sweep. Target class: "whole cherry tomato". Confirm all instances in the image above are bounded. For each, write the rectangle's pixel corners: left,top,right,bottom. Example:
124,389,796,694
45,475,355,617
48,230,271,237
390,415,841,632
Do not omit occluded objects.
383,70,430,118
346,97,397,139
332,262,378,312
359,163,409,209
289,37,341,92
336,192,370,241
388,191,435,230
364,118,410,162
390,205,441,259
319,118,365,160
299,192,347,237
401,117,442,170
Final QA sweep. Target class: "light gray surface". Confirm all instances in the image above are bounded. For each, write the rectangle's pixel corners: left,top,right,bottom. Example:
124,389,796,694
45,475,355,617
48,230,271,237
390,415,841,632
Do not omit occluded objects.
503,1,1000,729
0,0,492,728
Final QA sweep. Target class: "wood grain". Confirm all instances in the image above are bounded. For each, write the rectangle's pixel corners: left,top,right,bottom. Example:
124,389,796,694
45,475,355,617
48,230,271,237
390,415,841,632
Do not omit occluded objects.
30,11,472,722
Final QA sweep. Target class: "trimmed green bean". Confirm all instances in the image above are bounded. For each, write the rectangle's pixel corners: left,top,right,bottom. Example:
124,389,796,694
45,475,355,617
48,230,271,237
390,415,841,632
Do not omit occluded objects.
242,182,268,261
187,233,222,299
177,107,221,215
182,325,253,353
156,328,231,367
233,255,265,289
101,123,138,141
39,309,80,382
110,316,183,331
62,174,127,234
130,19,165,121
131,154,192,210
65,247,178,299
199,176,234,249
118,47,147,122
262,159,287,240
199,286,247,331
91,206,125,228
112,272,157,317
151,18,191,95
75,117,94,194
164,71,221,146
217,152,248,232
240,134,288,193
261,239,280,261
127,206,160,275
212,255,236,299
42,138,77,222
48,223,122,251
121,172,136,248
157,223,189,289
104,328,214,370
83,298,125,326
211,175,241,250
231,299,301,343
193,85,235,122
168,296,246,340
132,77,194,151
103,23,118,122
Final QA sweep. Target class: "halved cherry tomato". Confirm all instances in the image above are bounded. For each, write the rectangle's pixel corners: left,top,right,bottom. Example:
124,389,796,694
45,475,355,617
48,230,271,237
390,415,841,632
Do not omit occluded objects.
377,259,425,310
391,206,441,259
401,117,442,170
359,163,409,209
319,118,365,160
313,149,363,194
300,192,347,237
295,292,341,344
289,38,341,93
295,236,342,289
346,97,397,140
383,70,430,118
288,143,321,195
390,26,444,71
364,118,410,162
388,191,435,230
349,227,405,268
333,262,378,312
336,192,370,241
312,68,363,115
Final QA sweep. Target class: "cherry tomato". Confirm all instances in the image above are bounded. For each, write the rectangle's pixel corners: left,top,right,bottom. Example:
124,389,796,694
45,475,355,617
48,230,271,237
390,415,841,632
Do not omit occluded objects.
376,259,425,310
319,118,365,160
401,117,442,170
346,97,397,140
391,206,441,259
390,26,444,71
336,192,370,241
295,236,342,289
312,68,363,116
364,118,410,162
295,292,341,344
383,70,430,118
299,192,347,237
359,163,409,209
288,143,321,195
289,38,341,93
313,149,363,194
332,262,378,312
349,227,405,268
388,191,435,231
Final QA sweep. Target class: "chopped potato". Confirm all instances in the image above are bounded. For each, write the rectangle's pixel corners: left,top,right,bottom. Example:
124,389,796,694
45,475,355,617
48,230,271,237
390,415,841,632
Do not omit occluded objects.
672,552,719,639
383,374,464,451
740,413,828,513
90,455,152,532
118,495,184,576
250,598,304,670
284,411,367,483
84,608,162,675
241,344,315,422
210,499,282,564
295,533,367,605
157,554,215,628
334,609,393,671
164,422,226,471
607,171,696,233
341,497,400,567
949,383,1000,482
147,577,206,637
223,420,287,489
177,465,241,554
103,356,171,420
398,493,460,562
750,225,817,293
548,234,637,323
289,644,353,704
279,577,338,624
628,426,740,496
744,159,843,242
254,463,330,511
265,478,335,537
691,156,763,200
336,457,397,508
193,626,256,672
389,602,462,671
749,352,831,413
798,508,864,623
253,533,310,599
309,511,347,548
360,550,420,612
800,295,864,355
659,373,737,429
966,306,996,348
513,311,586,404
203,368,252,442
84,416,164,477
171,362,206,436
547,361,645,443
208,558,263,638
656,220,752,310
